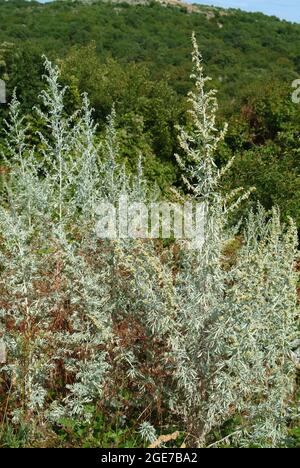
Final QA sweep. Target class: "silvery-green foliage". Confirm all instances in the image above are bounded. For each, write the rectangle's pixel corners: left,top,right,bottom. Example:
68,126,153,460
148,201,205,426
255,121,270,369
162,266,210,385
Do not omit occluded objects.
0,44,298,448
171,34,299,447
0,59,115,421
0,213,52,414
139,421,157,444
208,206,299,446
0,57,173,424
171,33,235,440
98,104,124,201
46,231,113,420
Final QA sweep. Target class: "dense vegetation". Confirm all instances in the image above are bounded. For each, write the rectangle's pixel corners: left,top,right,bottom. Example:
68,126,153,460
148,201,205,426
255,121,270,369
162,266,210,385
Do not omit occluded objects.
1,0,300,225
0,0,299,448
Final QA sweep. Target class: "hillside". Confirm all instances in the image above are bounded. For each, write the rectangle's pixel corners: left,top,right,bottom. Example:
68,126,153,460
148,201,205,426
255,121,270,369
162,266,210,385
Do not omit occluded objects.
0,0,300,99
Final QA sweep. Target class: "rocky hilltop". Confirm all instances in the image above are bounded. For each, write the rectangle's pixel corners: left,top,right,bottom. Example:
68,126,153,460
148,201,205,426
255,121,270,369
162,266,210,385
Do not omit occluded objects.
77,0,229,17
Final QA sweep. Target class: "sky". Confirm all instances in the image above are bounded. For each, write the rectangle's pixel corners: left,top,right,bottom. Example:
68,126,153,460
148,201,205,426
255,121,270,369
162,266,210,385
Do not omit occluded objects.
193,0,300,23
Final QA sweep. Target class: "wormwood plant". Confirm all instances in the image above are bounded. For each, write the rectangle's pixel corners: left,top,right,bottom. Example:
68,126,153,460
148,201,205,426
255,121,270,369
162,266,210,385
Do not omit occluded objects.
0,37,298,448
0,57,174,431
169,34,300,447
0,73,114,422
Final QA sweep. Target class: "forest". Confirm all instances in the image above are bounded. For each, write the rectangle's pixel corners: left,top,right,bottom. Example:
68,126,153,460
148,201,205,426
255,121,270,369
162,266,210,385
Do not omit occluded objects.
0,0,299,448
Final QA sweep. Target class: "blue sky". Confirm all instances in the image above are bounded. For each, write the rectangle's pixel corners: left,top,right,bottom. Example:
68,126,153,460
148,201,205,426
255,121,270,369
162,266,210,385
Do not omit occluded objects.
192,1,300,22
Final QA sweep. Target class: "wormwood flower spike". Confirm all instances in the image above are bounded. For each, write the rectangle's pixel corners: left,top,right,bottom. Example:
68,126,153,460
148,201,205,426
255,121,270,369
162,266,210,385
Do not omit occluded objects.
176,33,228,200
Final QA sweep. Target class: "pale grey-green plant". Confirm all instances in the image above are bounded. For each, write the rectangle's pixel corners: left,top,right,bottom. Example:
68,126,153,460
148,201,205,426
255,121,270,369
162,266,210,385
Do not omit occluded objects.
139,421,157,444
0,40,298,449
0,57,173,425
170,33,299,447
0,62,114,421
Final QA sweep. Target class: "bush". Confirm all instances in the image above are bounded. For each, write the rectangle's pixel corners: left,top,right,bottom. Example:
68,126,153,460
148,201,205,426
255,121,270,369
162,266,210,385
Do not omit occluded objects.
0,37,299,448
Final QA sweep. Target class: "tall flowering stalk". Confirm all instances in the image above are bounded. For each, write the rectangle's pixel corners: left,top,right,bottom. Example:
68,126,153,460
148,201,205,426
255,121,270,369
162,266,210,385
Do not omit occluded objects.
171,34,299,447
0,61,114,422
